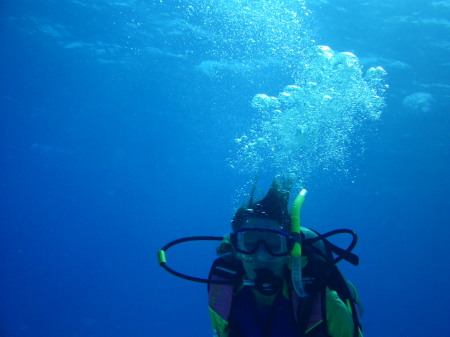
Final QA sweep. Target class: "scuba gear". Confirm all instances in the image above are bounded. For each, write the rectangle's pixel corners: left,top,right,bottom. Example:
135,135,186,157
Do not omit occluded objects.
157,228,362,336
230,228,294,257
207,227,362,337
157,180,363,337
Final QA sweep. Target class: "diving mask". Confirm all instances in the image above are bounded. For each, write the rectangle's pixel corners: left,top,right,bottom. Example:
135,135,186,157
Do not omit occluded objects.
230,228,294,257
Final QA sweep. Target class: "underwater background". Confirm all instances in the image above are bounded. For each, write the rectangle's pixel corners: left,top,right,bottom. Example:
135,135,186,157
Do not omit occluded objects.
1,0,449,336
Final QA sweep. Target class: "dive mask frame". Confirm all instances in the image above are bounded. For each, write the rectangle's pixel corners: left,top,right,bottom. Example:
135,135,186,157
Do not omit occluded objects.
230,227,299,257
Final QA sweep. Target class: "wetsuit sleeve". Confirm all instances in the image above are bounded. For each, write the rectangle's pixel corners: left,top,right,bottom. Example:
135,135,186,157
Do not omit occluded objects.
325,288,363,337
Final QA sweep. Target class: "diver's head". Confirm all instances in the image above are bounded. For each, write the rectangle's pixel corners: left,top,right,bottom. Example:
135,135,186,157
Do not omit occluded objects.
230,178,293,281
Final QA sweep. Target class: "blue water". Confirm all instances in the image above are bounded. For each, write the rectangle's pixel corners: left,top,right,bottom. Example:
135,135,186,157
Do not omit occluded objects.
1,1,449,336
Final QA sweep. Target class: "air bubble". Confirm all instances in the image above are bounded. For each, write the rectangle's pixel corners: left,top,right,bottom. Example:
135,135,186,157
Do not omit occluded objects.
233,45,387,182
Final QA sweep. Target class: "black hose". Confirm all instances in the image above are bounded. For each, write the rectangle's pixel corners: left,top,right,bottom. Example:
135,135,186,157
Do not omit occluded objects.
303,229,359,265
158,236,233,284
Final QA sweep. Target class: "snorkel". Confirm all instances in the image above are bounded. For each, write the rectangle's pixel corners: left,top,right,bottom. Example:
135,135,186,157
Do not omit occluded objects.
291,189,308,297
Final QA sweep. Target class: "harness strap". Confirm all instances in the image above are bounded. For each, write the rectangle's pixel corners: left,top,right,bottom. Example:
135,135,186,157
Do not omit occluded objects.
295,290,327,336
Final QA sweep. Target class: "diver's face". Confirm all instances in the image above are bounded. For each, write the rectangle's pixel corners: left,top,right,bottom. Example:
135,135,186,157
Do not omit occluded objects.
235,218,290,280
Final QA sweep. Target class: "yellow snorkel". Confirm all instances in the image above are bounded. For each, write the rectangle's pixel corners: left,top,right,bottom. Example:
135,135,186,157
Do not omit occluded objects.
291,188,308,297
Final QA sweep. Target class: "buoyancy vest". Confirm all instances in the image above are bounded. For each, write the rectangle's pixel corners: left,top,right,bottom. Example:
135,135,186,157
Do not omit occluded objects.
208,257,322,337
208,255,362,337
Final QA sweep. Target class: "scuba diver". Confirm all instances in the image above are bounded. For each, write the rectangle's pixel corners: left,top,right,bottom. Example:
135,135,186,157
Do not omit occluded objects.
158,177,363,337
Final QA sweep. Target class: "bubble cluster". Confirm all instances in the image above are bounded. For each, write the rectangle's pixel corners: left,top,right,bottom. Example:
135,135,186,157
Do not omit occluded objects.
177,0,388,184
402,92,434,113
231,46,387,183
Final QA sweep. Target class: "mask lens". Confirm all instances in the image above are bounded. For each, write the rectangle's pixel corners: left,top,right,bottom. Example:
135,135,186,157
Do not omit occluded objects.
236,231,258,253
262,232,285,254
